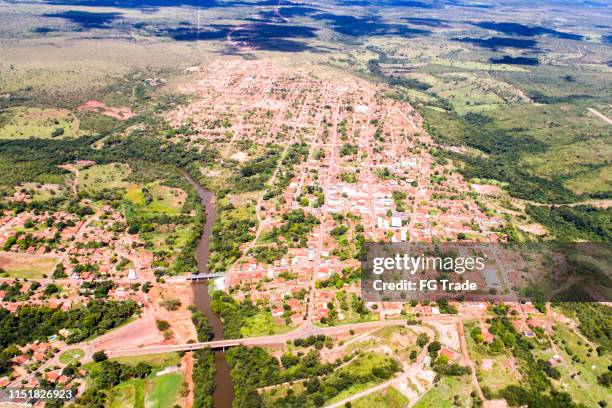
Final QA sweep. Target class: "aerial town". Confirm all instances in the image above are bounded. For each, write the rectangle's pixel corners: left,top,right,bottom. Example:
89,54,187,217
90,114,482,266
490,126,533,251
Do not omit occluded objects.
0,0,610,406
0,57,608,408
167,59,508,323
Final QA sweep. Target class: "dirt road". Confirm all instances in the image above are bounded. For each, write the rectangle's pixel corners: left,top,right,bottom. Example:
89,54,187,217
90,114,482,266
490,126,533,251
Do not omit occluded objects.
587,108,612,125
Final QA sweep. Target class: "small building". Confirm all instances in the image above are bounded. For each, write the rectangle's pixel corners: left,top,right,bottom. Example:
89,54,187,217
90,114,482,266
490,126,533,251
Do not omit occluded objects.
127,269,138,280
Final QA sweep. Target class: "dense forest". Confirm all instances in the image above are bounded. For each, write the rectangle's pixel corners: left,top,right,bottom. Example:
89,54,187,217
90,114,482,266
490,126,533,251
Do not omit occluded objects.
193,349,216,408
0,134,213,190
557,302,611,355
207,198,256,273
75,357,153,408
226,346,281,407
210,291,261,339
191,308,214,342
432,119,580,203
226,345,400,408
526,205,612,242
0,301,139,375
231,145,282,193
264,209,320,247
226,345,334,407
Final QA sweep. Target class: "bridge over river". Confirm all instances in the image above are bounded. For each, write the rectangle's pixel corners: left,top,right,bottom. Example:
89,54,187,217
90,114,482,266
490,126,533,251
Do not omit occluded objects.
103,316,460,358
186,272,225,280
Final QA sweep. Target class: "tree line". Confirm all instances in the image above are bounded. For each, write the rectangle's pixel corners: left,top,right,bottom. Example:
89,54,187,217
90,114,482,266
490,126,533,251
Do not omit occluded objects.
0,301,139,375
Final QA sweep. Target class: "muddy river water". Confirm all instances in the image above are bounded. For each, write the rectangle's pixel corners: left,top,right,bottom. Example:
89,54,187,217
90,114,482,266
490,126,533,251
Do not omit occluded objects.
185,174,235,408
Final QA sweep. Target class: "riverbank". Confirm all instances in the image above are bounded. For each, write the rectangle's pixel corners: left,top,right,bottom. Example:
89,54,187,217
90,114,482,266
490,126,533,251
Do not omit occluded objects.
185,174,235,408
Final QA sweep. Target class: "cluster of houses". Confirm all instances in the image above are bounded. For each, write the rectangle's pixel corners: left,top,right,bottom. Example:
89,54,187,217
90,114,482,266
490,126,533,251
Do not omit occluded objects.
199,67,508,325
0,203,154,281
0,277,144,312
0,201,151,316
168,59,321,148
167,60,539,345
0,334,81,393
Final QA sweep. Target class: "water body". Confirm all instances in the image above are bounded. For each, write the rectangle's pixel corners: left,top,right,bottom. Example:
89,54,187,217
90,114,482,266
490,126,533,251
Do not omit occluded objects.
185,174,235,408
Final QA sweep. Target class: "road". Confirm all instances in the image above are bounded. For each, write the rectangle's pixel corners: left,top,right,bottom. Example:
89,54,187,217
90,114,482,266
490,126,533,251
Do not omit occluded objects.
104,318,407,356
324,376,398,408
103,316,461,358
306,101,339,322
457,321,484,400
234,82,306,259
58,163,79,195
522,198,612,209
323,336,433,408
587,108,612,125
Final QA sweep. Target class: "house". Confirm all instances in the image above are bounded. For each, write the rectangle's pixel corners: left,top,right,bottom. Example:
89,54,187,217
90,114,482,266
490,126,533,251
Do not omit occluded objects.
439,346,460,362
272,306,284,317
57,375,70,385
381,302,403,317
481,327,494,343
12,355,28,365
548,355,563,367
46,371,60,382
33,352,46,362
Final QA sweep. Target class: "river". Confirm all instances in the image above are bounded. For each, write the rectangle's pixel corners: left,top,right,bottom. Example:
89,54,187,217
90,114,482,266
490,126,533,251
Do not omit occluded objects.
185,174,235,408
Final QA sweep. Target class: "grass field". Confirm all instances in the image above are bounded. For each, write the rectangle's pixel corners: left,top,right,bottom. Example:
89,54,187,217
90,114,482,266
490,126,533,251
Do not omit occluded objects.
19,182,68,201
0,252,57,279
77,163,130,193
345,326,419,364
429,58,530,73
0,106,85,139
105,351,184,408
412,376,473,408
502,102,612,194
262,382,306,405
532,321,611,407
143,183,185,215
239,311,294,337
145,372,184,408
59,348,85,365
142,224,192,253
125,182,186,215
108,378,144,408
78,164,186,220
430,73,516,115
327,382,389,405
565,165,612,195
463,321,521,393
111,352,181,370
107,373,183,408
352,386,410,408
125,184,146,205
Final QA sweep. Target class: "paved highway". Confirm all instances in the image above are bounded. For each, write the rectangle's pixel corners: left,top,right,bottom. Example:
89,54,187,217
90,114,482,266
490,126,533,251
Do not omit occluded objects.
104,316,461,357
